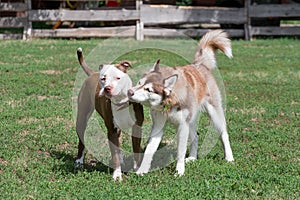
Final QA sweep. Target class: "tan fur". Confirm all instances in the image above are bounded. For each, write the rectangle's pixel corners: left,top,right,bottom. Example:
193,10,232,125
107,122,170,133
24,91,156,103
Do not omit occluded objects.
194,30,232,69
129,30,234,176
75,49,143,176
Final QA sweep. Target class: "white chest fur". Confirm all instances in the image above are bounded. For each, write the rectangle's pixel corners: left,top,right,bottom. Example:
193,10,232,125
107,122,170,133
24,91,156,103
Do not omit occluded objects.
111,103,136,131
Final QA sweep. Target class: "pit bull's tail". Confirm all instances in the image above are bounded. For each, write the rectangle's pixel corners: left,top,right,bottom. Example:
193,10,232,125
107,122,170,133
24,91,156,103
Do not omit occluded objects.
77,48,94,76
193,30,232,69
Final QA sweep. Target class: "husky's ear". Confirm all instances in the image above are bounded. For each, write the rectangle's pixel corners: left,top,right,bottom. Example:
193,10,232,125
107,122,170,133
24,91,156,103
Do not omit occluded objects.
163,75,178,96
151,59,160,72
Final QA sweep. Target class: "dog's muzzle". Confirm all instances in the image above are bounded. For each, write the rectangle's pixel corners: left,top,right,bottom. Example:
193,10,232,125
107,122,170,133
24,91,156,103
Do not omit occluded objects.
127,89,134,97
104,85,112,93
100,85,113,98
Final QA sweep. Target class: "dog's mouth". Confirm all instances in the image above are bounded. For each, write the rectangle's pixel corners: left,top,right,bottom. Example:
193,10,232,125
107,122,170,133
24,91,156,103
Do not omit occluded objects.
100,88,130,110
104,93,112,98
128,96,150,107
99,91,112,98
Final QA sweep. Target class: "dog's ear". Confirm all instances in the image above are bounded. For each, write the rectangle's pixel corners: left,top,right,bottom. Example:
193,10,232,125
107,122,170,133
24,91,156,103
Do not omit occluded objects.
99,64,104,71
117,61,131,73
163,74,178,97
151,59,160,72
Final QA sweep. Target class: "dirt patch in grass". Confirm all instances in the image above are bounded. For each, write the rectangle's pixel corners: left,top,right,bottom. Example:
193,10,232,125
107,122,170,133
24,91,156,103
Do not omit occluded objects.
18,116,74,131
229,106,266,115
39,68,73,75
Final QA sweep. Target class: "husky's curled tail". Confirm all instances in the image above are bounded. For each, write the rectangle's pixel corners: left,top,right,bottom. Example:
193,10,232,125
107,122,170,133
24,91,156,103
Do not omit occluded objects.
193,30,232,69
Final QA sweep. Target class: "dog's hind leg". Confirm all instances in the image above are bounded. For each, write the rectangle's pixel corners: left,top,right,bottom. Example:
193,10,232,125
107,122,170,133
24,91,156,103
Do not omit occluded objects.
75,80,96,168
176,122,190,176
75,98,94,168
186,119,198,163
205,102,234,162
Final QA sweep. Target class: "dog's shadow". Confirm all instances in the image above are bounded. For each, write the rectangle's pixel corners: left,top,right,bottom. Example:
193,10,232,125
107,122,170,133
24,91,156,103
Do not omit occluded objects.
51,142,177,175
51,150,112,175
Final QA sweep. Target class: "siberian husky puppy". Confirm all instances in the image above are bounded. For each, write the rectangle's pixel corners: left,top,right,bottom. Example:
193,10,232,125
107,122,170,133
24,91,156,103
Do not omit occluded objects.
128,30,234,176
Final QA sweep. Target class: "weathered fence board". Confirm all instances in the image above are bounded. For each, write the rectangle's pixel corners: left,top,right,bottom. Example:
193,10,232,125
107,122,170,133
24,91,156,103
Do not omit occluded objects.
28,9,139,22
28,10,60,21
143,28,244,38
1,0,300,40
0,17,26,28
249,4,300,18
32,26,136,38
141,5,246,25
0,33,23,39
251,26,300,36
0,2,27,11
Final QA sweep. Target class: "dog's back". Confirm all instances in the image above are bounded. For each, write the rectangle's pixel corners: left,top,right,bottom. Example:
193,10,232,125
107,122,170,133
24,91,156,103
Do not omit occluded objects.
148,29,233,114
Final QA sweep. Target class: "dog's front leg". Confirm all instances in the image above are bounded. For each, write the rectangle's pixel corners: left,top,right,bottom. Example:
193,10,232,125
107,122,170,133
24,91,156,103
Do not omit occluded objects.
108,129,123,181
175,122,190,176
136,111,166,175
132,102,144,170
132,124,142,170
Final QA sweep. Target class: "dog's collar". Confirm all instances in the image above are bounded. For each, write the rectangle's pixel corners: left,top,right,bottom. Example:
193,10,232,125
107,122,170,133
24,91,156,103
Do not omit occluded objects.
153,103,170,112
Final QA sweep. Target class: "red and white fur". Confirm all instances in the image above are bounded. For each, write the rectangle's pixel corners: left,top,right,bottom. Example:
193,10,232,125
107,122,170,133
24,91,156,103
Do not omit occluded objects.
127,30,234,176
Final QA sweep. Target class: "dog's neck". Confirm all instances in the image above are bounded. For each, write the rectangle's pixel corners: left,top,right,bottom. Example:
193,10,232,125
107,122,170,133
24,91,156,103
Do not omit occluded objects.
110,93,128,106
111,101,136,131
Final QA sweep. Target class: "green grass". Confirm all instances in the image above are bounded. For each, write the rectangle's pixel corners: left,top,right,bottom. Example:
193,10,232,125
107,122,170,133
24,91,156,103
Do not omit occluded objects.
0,37,299,199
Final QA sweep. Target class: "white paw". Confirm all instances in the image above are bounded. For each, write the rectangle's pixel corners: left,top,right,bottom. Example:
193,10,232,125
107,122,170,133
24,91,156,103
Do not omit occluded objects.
133,161,138,171
185,157,196,163
174,170,184,177
113,168,123,181
75,160,84,169
175,162,185,177
135,168,149,176
225,156,234,162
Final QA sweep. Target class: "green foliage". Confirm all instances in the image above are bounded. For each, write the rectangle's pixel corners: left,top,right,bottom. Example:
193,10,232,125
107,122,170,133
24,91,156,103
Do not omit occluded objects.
176,0,192,6
0,37,299,199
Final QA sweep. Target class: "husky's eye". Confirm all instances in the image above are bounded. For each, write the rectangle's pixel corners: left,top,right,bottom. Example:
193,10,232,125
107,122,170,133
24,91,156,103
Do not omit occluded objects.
137,78,146,86
115,77,120,80
144,87,152,93
100,77,106,81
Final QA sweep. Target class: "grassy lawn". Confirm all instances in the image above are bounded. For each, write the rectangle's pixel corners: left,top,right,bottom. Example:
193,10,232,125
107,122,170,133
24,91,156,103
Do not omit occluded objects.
0,36,299,199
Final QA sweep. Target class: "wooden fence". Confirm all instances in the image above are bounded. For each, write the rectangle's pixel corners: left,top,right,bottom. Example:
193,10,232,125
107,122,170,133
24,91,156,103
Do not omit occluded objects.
0,0,299,40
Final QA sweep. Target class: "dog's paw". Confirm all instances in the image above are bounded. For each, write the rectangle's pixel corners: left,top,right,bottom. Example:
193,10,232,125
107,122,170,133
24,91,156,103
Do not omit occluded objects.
135,171,144,176
135,168,149,176
174,170,185,177
225,156,234,162
113,168,123,181
75,161,84,169
175,162,185,177
133,160,139,171
185,157,196,163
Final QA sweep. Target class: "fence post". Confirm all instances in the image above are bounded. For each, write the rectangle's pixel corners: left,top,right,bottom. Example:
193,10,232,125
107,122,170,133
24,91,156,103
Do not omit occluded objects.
23,0,32,40
244,0,251,40
136,0,144,41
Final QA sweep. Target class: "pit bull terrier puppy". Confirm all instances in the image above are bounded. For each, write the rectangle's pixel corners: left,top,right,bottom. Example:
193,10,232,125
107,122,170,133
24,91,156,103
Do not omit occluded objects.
75,48,143,181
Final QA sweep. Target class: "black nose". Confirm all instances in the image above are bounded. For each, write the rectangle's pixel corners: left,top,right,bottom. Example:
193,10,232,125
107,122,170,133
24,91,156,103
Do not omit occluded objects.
128,89,134,97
